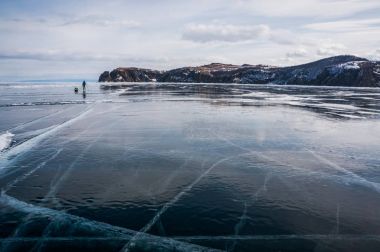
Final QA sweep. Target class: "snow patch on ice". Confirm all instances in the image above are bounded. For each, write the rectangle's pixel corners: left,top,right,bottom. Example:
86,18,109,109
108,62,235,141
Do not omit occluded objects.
0,132,14,152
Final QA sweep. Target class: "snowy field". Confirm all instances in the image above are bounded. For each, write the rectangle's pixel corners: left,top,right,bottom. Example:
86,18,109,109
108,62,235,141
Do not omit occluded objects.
0,82,380,252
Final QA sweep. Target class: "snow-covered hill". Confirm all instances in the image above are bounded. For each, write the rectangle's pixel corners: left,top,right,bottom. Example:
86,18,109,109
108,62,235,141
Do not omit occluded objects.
99,55,380,87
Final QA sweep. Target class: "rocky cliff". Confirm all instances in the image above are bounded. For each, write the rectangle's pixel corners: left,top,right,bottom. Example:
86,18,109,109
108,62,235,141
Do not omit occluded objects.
99,55,380,87
99,67,163,82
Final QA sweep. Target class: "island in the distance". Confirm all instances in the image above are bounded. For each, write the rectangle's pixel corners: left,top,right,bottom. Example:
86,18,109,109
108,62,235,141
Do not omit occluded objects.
99,55,380,87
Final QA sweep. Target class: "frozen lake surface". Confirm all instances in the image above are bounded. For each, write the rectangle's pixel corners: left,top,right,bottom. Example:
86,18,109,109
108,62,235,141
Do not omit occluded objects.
0,82,380,252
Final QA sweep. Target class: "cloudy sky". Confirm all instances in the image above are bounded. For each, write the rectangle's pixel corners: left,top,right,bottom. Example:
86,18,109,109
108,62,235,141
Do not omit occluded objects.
0,0,379,80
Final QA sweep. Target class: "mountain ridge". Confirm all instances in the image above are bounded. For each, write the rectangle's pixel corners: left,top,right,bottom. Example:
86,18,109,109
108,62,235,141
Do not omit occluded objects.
99,55,380,87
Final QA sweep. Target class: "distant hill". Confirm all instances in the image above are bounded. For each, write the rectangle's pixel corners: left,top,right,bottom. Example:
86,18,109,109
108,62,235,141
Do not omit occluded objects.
99,55,380,87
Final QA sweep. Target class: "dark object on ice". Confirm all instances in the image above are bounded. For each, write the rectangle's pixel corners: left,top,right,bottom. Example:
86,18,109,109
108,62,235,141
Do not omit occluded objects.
82,80,87,91
99,55,380,87
74,87,79,93
82,90,86,99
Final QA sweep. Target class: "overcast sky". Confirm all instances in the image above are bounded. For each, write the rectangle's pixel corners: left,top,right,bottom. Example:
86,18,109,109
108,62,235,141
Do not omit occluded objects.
0,0,379,80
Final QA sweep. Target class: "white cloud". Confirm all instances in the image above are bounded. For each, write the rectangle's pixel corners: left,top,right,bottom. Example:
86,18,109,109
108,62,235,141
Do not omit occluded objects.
182,23,270,43
60,15,141,28
282,48,309,63
236,0,380,18
317,42,346,56
0,50,165,63
0,0,379,79
286,48,308,58
7,17,48,24
182,23,303,46
268,29,299,45
304,18,380,32
365,49,380,61
0,15,141,29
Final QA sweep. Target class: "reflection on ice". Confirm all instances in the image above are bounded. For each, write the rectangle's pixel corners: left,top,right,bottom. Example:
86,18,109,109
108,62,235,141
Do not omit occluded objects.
107,83,380,120
0,82,380,251
121,155,238,252
0,194,218,251
0,108,93,174
2,148,63,194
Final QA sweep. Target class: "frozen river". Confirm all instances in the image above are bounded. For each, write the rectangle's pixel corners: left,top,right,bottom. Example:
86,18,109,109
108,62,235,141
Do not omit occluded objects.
0,82,380,252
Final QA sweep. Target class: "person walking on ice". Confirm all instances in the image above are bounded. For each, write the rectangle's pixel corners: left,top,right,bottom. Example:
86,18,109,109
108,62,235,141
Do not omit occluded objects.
82,80,86,92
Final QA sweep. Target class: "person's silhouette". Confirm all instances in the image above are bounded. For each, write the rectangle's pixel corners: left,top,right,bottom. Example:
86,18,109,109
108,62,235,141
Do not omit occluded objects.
82,80,86,91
